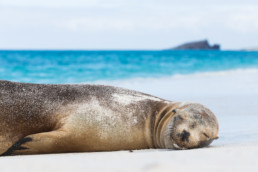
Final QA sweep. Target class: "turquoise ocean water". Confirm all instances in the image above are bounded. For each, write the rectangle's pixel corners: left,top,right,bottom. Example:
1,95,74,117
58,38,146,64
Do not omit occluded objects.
0,50,258,84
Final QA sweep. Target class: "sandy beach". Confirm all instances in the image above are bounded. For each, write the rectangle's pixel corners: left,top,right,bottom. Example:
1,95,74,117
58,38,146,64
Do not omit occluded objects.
1,69,258,172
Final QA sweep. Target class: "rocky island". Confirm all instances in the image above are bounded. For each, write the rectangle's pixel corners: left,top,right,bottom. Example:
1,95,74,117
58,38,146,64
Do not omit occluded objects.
170,40,220,50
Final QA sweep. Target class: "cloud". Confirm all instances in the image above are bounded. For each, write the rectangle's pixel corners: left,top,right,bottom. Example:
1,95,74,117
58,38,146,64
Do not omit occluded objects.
1,0,258,49
56,4,258,34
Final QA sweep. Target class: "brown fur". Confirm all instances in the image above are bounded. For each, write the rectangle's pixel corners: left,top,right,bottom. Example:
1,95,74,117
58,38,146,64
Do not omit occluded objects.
0,80,219,155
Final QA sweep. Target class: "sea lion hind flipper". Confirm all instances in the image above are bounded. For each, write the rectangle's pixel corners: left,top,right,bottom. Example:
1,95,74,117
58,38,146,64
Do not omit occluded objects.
2,130,71,156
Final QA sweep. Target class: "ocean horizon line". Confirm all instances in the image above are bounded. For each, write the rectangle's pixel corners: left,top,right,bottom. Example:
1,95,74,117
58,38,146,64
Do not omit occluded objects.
0,49,256,52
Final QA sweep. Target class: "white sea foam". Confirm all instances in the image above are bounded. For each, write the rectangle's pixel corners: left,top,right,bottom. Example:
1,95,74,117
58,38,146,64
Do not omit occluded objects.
92,68,258,100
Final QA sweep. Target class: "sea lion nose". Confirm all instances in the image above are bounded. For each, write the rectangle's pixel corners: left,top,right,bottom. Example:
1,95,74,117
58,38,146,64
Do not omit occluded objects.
177,130,190,143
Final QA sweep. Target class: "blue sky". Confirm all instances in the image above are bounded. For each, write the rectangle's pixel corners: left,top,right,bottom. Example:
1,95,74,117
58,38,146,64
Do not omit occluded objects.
0,0,258,50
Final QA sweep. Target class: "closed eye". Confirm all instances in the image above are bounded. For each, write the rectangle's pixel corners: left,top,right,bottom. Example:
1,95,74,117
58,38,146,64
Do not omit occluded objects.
203,133,209,138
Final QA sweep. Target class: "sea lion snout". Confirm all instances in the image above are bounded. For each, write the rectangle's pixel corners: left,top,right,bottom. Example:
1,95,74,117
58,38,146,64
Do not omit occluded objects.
167,103,219,149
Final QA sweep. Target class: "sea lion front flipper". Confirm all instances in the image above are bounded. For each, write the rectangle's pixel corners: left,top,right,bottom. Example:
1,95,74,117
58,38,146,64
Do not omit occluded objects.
0,139,20,156
3,129,72,155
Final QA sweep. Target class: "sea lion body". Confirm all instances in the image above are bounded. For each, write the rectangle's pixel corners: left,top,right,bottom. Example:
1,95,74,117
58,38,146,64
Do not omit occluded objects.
0,80,219,155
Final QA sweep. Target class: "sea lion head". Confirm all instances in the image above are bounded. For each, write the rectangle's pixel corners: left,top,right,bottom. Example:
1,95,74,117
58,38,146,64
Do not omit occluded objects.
163,102,219,149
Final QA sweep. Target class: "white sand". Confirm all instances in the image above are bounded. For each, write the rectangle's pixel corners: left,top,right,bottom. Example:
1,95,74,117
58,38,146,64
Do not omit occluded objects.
1,69,258,172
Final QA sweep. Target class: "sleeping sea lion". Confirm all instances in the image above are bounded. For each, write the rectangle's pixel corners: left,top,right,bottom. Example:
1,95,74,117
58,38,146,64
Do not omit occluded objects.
0,80,219,155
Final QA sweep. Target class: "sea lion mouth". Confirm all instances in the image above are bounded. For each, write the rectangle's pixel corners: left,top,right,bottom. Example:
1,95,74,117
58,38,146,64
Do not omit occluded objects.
168,126,187,150
172,143,185,150
164,117,186,150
